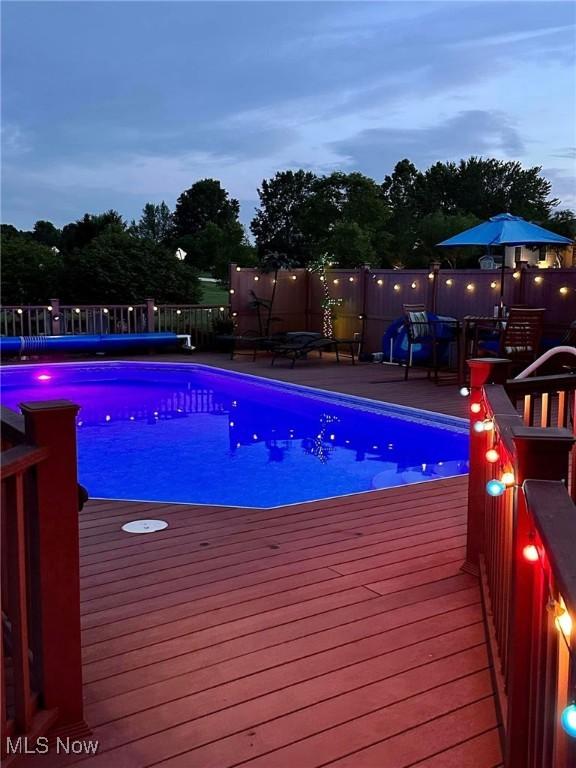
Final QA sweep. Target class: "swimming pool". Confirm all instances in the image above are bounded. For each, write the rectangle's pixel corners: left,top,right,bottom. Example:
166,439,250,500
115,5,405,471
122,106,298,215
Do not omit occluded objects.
1,362,469,507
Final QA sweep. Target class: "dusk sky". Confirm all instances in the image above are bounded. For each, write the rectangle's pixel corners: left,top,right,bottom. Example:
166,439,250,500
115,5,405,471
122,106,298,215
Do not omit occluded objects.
2,1,575,231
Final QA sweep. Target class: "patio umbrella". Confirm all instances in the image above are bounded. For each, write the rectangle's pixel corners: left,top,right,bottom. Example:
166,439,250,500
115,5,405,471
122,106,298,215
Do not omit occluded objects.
437,213,573,310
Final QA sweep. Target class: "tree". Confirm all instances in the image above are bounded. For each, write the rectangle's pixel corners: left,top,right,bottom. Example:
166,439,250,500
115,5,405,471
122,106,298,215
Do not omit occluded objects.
61,230,200,303
1,230,63,303
322,221,375,267
381,159,423,263
60,210,125,253
416,212,482,268
251,170,318,262
132,202,174,244
173,179,240,239
32,220,62,249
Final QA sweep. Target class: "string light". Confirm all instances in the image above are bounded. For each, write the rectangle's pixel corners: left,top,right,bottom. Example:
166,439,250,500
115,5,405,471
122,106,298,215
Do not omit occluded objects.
176,309,182,315
17,308,23,314
349,277,355,283
236,266,241,271
128,306,134,312
470,402,482,414
229,289,235,294
534,275,543,284
333,279,339,285
103,308,109,314
513,271,520,279
482,419,494,432
446,279,453,286
561,704,576,737
490,281,498,289
486,479,506,496
377,279,384,286
466,283,475,292
47,305,53,311
74,308,81,314
459,387,470,396
523,544,539,562
501,471,515,486
559,286,569,295
411,281,417,289
393,284,401,291
428,273,434,279
291,275,297,280
254,275,259,281
154,306,158,311
554,600,572,636
485,448,499,463
473,420,485,433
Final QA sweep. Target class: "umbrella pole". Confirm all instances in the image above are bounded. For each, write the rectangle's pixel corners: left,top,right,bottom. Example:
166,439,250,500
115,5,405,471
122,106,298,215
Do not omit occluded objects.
499,245,506,318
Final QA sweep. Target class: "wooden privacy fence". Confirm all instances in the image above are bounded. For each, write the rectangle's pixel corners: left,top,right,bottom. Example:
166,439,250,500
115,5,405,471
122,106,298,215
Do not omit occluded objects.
0,300,229,349
465,358,576,767
229,265,576,353
1,402,86,763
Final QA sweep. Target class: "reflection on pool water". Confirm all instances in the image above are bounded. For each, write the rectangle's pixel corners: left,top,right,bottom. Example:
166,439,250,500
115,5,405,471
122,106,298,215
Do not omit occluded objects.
1,362,469,507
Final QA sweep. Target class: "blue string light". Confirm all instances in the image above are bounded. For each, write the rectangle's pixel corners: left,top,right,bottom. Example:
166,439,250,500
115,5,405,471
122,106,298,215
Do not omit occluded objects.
561,704,576,737
486,479,506,497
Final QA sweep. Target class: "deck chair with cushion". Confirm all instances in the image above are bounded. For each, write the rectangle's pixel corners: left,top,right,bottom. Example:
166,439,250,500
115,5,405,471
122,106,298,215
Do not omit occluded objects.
402,306,459,383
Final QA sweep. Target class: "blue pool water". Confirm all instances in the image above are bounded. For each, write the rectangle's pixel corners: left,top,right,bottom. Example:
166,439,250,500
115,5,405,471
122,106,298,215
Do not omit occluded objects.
1,362,469,507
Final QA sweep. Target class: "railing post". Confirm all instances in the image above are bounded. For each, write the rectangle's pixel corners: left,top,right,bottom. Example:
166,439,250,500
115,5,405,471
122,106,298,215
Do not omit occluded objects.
463,358,512,576
505,430,574,768
20,400,86,731
49,298,60,335
146,298,155,332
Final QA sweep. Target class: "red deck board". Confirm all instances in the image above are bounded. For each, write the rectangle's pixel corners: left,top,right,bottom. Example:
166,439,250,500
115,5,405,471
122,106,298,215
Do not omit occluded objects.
21,361,500,767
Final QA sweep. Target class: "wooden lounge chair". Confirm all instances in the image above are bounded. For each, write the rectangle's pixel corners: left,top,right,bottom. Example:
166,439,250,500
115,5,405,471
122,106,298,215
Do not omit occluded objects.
478,307,545,369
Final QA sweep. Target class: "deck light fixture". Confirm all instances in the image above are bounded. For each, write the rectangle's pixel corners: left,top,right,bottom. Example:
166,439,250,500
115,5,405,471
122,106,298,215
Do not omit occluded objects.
486,479,505,496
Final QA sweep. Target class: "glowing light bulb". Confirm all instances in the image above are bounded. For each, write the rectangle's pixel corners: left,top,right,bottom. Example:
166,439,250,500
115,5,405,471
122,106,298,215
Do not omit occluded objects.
349,277,355,283
333,279,339,285
470,402,481,414
153,306,158,311
485,449,499,463
561,704,576,737
490,281,497,289
513,271,520,279
486,479,505,497
252,433,258,440
482,419,494,432
105,415,111,423
74,308,81,314
128,306,134,311
560,286,569,295
232,311,238,317
236,266,241,271
534,275,543,284
473,421,485,433
446,279,453,286
103,308,109,314
17,308,23,314
466,283,474,292
47,305,53,311
393,284,401,291
254,275,259,281
501,471,515,486
229,289,235,294
555,607,572,636
319,275,325,282
523,544,539,562
377,279,384,286
428,273,434,279
176,309,182,315
411,282,417,289
291,275,297,280
459,387,470,397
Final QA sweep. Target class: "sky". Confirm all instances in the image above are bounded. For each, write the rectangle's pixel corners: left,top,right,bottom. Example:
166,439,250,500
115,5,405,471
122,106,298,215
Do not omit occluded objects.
2,0,575,232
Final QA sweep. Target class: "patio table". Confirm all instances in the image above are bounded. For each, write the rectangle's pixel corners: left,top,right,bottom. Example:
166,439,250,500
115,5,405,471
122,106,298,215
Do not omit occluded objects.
458,316,505,384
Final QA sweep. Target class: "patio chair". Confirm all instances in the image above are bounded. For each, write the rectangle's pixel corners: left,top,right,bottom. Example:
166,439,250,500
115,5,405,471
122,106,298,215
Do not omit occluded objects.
228,330,287,361
270,333,340,368
478,308,545,368
402,308,459,383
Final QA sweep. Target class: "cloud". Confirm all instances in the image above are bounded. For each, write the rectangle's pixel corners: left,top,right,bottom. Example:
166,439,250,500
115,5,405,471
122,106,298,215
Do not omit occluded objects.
331,110,525,178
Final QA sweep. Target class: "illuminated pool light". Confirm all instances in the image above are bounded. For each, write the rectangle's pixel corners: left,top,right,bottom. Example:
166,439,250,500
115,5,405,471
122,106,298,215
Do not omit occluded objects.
37,374,52,381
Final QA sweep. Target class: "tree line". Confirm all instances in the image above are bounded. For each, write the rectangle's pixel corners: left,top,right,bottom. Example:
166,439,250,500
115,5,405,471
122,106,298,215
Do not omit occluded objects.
2,157,574,304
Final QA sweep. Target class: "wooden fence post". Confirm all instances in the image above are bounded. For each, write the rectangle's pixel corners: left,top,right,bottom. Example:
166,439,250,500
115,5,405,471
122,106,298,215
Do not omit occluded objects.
430,261,441,313
505,430,574,768
146,298,155,332
20,400,86,731
49,299,60,335
463,358,512,575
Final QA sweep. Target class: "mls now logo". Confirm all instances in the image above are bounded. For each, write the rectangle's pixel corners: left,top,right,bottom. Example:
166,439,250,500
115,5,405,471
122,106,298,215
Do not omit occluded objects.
6,736,99,755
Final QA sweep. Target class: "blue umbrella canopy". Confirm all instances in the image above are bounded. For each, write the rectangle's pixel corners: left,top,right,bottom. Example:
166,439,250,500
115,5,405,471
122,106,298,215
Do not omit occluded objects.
437,213,573,247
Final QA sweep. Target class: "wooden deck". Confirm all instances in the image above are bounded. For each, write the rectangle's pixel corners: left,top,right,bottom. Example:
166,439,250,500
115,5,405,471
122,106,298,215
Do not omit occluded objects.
28,356,501,767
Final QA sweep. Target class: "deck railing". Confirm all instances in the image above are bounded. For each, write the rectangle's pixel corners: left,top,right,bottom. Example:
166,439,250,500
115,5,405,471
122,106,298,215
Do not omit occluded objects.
466,358,576,767
1,300,230,348
1,402,86,762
